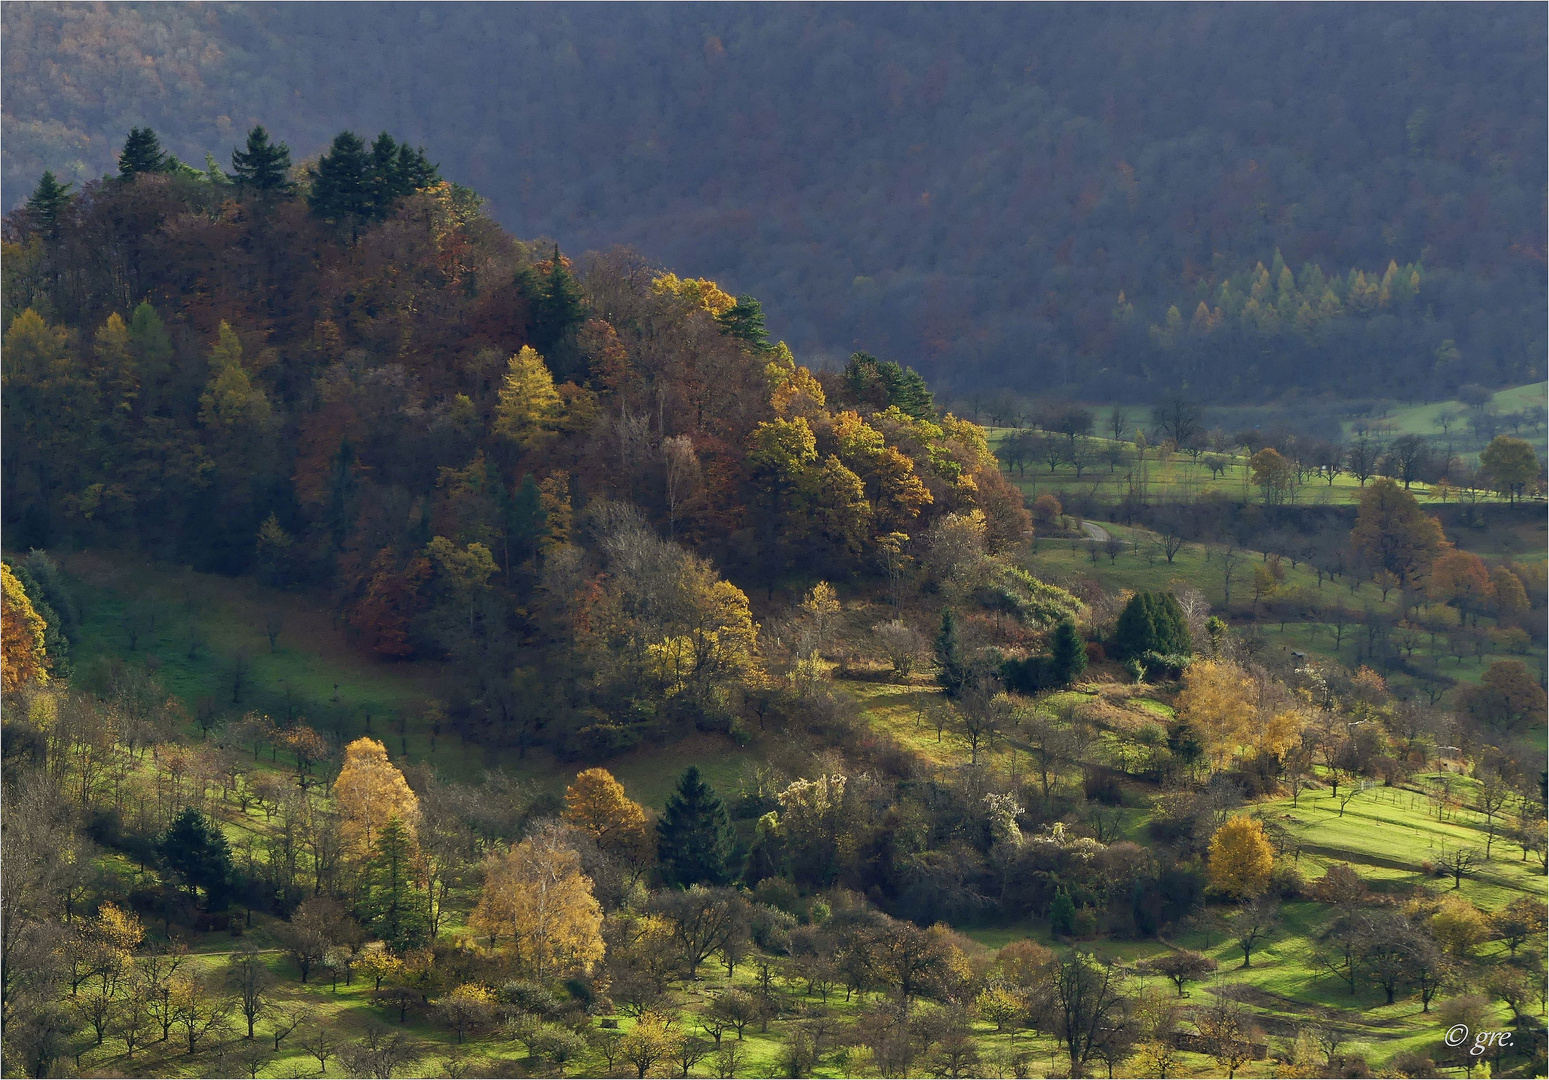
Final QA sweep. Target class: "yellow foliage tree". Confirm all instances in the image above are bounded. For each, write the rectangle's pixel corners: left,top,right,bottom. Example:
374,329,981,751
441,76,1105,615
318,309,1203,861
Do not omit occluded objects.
563,768,652,865
333,737,420,855
493,346,562,450
1,563,49,692
651,272,736,316
1207,816,1274,899
1257,709,1306,760
470,825,604,980
198,321,272,430
1431,894,1490,957
1176,660,1258,766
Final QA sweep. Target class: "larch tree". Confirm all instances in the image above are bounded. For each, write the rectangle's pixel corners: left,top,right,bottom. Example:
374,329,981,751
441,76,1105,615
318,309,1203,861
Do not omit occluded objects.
1207,816,1275,899
198,322,272,433
493,346,563,450
469,825,604,980
333,737,420,856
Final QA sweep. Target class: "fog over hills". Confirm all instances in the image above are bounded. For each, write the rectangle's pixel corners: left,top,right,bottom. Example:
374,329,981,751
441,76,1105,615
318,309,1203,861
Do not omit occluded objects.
5,3,1544,398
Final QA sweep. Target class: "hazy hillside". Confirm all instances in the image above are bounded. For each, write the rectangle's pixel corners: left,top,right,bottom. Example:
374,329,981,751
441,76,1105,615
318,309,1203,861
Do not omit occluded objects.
5,3,1544,400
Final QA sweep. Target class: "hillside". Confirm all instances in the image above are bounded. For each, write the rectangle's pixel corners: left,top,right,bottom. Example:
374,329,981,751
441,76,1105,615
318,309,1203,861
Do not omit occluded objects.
5,3,1546,398
2,124,1546,1079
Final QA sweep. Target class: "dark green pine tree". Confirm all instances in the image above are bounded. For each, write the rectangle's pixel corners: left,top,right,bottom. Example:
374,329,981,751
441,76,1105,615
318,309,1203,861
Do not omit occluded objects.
158,807,233,908
362,817,430,950
888,366,936,421
366,132,403,219
530,245,588,356
935,608,969,698
1050,887,1076,936
308,131,372,236
656,766,733,888
118,127,169,178
230,125,294,192
25,171,73,235
1111,593,1156,661
1047,618,1087,687
716,294,774,352
505,473,547,566
843,352,885,405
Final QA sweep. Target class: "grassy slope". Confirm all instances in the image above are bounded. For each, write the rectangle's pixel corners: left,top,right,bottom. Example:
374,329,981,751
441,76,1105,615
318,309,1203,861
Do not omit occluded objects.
987,379,1548,506
31,538,1548,1077
55,551,755,806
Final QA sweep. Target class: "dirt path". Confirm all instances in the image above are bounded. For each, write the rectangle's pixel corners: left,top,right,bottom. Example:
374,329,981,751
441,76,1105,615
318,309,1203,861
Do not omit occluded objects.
1080,520,1110,541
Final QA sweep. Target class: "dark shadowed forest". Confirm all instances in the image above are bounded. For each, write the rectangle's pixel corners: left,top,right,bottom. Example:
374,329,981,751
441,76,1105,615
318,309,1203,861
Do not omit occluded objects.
4,3,1544,399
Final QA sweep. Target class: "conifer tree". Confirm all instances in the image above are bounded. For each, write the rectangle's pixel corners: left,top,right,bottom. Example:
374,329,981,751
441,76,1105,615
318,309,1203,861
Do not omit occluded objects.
158,808,233,908
935,608,969,697
530,246,588,356
308,131,372,235
363,817,429,950
117,127,169,178
1048,618,1087,686
25,171,72,235
656,766,733,887
231,126,294,192
716,294,773,351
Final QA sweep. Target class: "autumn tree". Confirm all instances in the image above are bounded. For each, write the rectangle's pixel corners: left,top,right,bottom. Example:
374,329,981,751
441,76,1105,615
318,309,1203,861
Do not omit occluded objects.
1140,950,1218,997
493,347,563,450
1,563,50,692
469,824,605,980
563,768,652,868
1207,816,1274,899
333,737,420,856
1175,660,1257,767
1459,659,1547,733
1428,550,1492,625
1348,478,1446,587
226,944,275,1039
1479,435,1539,502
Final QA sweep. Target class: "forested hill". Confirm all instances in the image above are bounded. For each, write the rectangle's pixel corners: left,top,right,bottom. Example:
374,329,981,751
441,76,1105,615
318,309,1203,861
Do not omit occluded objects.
4,4,1544,400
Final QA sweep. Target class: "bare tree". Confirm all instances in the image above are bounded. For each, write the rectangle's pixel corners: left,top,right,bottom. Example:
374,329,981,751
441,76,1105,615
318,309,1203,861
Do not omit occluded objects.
662,434,701,539
263,612,284,652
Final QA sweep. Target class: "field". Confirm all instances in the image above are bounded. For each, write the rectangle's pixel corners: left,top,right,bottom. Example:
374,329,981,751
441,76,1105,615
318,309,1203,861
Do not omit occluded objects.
17,514,1545,1079
984,380,1547,509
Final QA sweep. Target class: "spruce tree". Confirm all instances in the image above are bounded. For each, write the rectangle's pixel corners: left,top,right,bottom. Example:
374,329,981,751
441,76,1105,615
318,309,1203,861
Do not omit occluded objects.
889,366,936,420
308,130,372,234
25,171,73,235
935,608,969,698
363,817,429,950
230,125,294,192
158,808,233,908
118,127,168,178
716,294,773,351
656,766,733,887
1112,591,1191,659
531,245,588,355
1050,887,1076,936
1048,618,1087,686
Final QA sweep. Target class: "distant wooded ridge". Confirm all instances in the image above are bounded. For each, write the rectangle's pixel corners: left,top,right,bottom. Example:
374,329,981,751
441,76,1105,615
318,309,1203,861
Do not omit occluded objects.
4,3,1544,399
